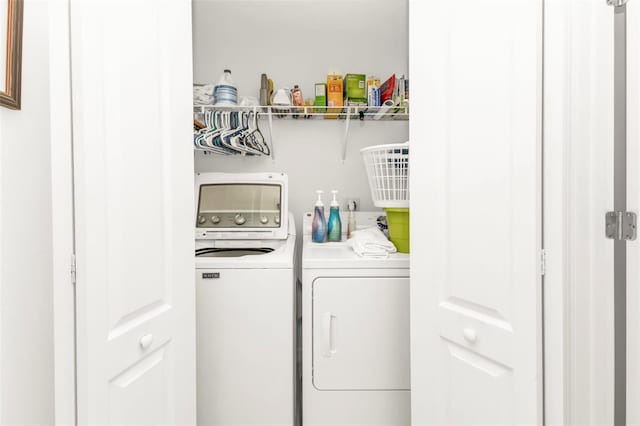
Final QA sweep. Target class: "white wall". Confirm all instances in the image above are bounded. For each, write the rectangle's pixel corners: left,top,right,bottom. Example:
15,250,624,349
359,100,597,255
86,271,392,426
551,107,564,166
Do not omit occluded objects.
0,1,55,424
192,0,409,237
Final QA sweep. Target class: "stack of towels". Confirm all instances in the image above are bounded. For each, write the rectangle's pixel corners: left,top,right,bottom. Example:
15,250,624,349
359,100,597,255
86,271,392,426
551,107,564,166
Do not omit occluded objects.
347,226,397,259
194,84,215,105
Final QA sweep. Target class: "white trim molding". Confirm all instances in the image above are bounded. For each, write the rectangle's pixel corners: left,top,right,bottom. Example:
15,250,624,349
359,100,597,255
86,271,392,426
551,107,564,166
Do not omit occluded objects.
49,0,76,424
544,0,616,424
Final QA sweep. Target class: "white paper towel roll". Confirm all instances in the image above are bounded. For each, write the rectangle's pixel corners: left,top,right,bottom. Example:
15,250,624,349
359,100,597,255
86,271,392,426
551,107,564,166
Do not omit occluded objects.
372,99,397,120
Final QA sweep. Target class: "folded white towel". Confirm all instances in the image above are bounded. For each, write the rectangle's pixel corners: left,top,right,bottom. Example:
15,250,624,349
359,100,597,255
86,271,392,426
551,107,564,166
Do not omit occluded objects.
347,226,397,259
193,85,215,105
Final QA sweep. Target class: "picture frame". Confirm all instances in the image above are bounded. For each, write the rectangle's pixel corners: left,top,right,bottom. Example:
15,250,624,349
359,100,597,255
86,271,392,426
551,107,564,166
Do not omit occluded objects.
0,0,23,110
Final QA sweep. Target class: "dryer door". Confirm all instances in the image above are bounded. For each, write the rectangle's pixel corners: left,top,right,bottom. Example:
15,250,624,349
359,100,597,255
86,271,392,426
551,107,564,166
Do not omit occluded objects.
312,276,410,390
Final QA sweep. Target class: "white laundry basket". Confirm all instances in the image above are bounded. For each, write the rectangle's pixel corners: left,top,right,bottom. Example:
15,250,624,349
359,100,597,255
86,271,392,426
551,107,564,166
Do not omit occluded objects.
360,141,410,253
361,141,410,208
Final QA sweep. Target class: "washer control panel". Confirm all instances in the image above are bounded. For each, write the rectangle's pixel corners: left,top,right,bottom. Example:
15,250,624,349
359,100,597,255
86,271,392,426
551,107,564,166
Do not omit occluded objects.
196,212,281,228
195,173,289,240
196,183,282,229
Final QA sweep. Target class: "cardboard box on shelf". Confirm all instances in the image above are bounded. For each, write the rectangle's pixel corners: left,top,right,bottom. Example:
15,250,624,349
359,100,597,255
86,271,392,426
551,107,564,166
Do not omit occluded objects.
326,73,343,119
367,76,381,107
380,74,396,104
344,73,367,104
314,83,327,113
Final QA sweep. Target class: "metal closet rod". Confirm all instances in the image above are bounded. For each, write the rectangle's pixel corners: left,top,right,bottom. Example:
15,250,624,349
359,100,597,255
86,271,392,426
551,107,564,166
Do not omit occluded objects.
194,104,409,162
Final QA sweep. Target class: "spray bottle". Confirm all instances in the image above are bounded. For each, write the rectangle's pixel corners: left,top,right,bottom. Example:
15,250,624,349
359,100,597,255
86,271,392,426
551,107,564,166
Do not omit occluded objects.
312,190,327,243
327,190,342,242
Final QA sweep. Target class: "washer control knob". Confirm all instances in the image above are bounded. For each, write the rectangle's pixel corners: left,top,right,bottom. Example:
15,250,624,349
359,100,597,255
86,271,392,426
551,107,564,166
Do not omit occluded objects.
234,214,246,225
210,215,221,224
198,215,207,225
260,216,269,225
274,215,281,225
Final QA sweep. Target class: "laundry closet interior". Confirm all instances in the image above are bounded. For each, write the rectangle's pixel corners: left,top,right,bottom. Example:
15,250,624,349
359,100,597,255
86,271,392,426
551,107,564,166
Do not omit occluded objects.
191,1,410,425
192,0,409,233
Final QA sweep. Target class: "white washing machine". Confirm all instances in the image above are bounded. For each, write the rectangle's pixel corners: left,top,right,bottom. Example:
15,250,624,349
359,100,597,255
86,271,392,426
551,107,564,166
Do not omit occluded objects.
301,212,410,426
195,172,296,426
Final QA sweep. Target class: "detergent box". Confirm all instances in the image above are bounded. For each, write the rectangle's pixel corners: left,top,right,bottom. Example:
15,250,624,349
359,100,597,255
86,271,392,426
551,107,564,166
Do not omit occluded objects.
367,76,381,106
326,73,343,119
314,83,327,113
343,73,367,104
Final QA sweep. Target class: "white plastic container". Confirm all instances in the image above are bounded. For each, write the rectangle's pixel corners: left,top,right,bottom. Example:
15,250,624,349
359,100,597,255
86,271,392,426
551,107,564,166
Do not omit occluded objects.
360,141,410,208
213,69,238,106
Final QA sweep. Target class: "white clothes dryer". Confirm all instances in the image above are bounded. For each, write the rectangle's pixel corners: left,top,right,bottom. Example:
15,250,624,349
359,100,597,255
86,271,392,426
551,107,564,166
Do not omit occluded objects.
301,211,410,426
195,172,296,426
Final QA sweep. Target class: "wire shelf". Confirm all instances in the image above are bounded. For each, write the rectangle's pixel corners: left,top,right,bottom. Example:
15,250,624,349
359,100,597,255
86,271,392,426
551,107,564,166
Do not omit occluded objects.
193,104,409,161
193,104,409,121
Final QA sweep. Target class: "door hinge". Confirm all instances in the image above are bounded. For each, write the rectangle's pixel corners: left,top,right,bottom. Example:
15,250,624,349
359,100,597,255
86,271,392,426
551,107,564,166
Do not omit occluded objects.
70,254,77,285
540,249,546,277
606,211,637,241
607,0,629,6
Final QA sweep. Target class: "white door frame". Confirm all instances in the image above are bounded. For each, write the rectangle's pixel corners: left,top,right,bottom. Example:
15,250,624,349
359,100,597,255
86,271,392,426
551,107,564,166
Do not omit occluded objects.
627,2,640,424
49,1,76,425
544,0,616,425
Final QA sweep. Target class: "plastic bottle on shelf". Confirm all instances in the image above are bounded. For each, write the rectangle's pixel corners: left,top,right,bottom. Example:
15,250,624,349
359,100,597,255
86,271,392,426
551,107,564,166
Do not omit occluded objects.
291,85,303,118
260,73,269,106
327,190,342,242
213,69,238,106
292,85,303,106
347,199,357,238
312,190,327,243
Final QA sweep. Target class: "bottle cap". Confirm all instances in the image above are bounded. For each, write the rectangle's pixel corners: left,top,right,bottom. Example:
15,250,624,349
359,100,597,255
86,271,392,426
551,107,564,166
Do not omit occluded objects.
315,190,324,207
331,190,339,207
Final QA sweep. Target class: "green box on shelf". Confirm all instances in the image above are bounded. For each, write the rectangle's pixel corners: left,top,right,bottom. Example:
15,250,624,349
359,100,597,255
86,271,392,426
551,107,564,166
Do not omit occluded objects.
344,73,367,102
314,83,327,113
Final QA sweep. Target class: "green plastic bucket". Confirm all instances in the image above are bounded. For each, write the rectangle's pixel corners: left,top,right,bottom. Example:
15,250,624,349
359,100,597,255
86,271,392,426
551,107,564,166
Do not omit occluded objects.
385,208,410,253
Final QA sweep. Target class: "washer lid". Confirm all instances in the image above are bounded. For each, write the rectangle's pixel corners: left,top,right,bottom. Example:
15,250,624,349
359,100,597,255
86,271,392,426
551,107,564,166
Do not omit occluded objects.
195,247,274,258
195,233,295,269
301,211,409,269
302,237,409,269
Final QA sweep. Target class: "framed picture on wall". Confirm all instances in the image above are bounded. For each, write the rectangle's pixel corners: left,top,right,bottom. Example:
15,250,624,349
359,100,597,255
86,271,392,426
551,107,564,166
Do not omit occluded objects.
0,0,22,110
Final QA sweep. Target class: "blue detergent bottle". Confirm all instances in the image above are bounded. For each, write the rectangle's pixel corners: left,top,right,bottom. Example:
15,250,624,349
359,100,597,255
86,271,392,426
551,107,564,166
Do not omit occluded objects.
327,190,342,242
312,190,327,243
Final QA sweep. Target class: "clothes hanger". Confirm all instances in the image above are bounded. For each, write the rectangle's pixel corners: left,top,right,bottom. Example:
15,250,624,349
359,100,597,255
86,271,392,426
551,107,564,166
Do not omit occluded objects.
234,111,266,155
202,111,236,154
219,111,246,153
250,111,270,156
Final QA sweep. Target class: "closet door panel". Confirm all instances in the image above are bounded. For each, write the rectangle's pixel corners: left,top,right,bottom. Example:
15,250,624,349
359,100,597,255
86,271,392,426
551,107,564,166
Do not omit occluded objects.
410,0,543,425
70,0,195,424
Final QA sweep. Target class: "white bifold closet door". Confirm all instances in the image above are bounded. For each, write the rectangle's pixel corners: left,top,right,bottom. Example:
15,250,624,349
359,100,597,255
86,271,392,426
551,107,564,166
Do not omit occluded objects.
70,0,196,424
409,0,543,425
627,2,640,424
